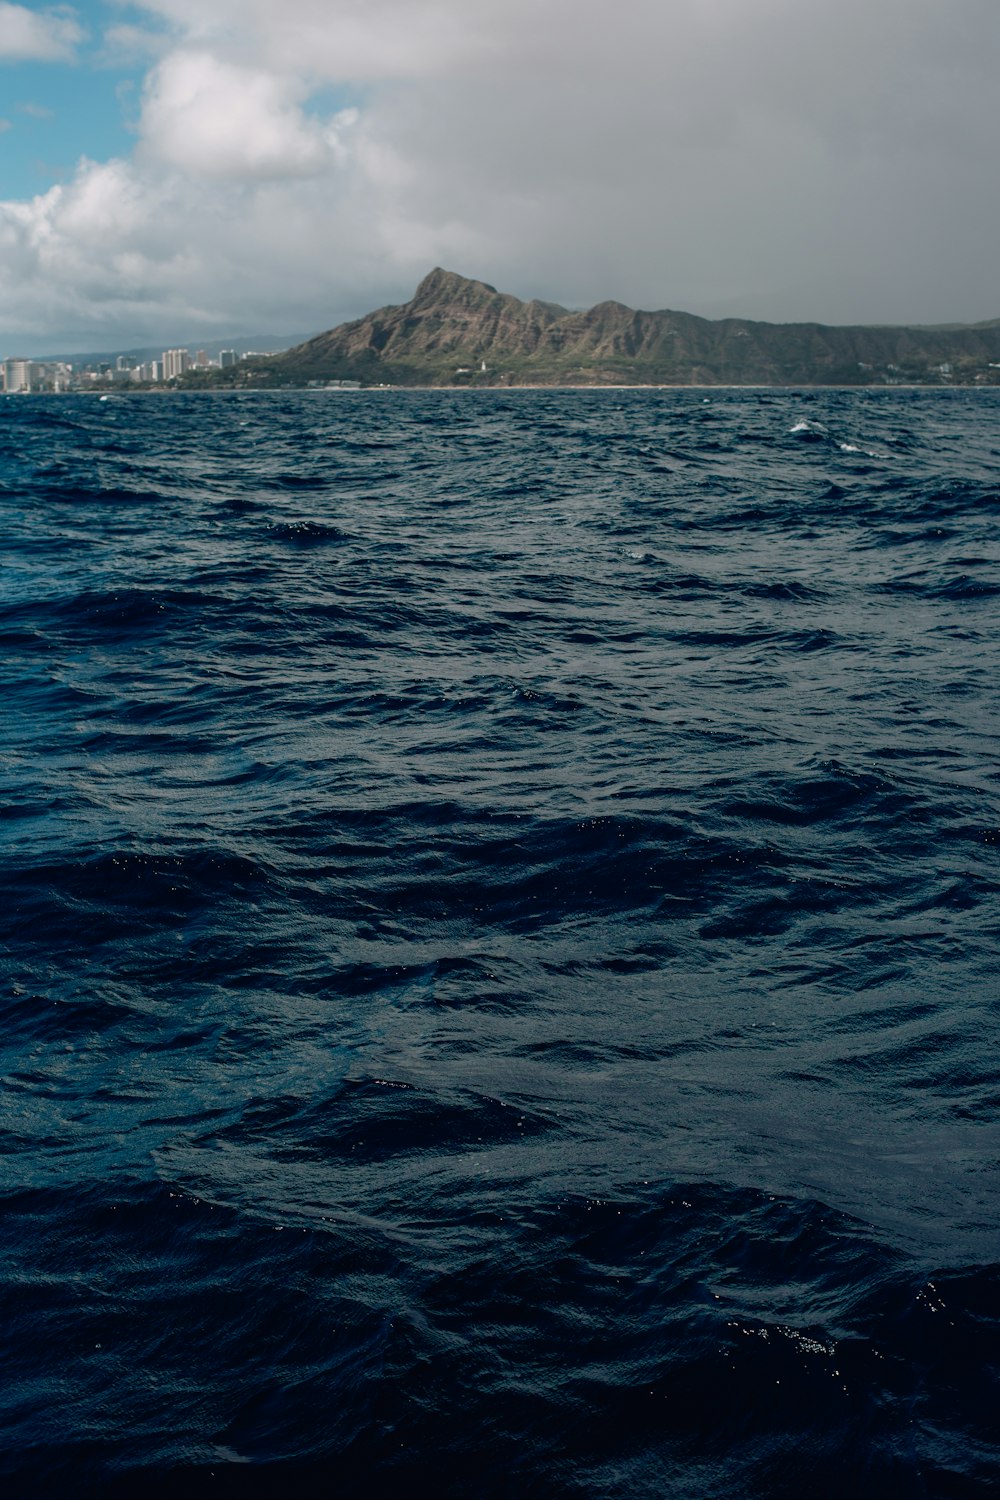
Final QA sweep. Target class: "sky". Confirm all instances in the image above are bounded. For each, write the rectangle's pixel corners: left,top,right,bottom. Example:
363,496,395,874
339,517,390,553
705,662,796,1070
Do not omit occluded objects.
1,0,999,355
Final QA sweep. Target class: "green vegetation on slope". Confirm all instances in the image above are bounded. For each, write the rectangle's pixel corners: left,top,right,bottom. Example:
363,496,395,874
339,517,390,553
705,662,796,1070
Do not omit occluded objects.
191,269,1000,389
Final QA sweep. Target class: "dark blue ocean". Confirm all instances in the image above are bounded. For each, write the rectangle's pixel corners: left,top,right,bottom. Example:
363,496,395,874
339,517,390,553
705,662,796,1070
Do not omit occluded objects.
1,388,998,1497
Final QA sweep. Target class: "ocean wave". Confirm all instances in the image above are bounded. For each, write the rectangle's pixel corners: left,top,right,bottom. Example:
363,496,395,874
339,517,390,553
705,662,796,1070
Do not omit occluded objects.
1,388,998,1493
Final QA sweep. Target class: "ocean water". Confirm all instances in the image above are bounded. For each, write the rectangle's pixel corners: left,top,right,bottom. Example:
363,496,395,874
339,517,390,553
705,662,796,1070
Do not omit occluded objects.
0,387,998,1497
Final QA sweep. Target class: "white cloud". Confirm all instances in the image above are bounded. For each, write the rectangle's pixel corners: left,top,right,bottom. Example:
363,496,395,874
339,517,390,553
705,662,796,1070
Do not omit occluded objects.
113,0,512,79
100,22,169,66
139,50,353,179
0,2,82,61
0,144,437,351
3,0,1000,350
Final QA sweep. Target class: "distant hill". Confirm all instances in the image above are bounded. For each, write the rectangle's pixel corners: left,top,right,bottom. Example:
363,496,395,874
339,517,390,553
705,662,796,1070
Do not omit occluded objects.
218,270,1000,387
39,333,313,366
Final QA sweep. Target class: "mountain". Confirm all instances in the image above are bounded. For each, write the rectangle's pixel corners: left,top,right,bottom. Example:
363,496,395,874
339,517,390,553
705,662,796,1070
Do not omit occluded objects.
230,270,1000,387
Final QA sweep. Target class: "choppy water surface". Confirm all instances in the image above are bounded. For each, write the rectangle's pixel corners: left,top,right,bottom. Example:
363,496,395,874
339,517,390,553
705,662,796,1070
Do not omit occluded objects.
1,388,998,1496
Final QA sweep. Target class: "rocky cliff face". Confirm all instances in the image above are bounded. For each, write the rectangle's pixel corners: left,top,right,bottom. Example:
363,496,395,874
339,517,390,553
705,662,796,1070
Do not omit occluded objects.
263,270,1000,386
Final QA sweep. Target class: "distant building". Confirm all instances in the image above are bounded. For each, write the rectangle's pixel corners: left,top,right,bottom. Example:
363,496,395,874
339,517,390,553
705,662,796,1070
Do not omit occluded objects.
195,350,209,368
3,358,34,393
219,350,237,369
2,359,71,393
161,348,190,380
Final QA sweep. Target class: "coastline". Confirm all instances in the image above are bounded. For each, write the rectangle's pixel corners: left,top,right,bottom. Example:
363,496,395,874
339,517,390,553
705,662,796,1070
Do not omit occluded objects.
7,381,999,397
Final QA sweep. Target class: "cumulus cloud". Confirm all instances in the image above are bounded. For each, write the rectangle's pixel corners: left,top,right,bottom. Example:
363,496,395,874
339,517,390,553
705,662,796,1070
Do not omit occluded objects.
0,145,430,350
0,2,82,61
2,0,999,350
114,0,514,79
139,50,355,178
100,22,169,66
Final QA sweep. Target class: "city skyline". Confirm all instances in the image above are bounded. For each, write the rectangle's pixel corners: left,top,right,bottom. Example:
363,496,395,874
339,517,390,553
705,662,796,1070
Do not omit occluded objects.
1,342,265,391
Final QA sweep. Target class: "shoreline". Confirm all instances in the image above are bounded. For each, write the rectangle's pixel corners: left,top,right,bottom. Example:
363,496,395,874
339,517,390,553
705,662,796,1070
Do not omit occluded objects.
5,381,999,397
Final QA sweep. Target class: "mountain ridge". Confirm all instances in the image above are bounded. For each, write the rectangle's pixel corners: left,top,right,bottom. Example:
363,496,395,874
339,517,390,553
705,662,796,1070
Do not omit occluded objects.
230,270,1000,387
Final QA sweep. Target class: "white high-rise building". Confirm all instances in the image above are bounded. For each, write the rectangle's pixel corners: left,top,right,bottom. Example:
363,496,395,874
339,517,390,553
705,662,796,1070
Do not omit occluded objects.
3,358,34,393
161,349,190,381
2,360,71,393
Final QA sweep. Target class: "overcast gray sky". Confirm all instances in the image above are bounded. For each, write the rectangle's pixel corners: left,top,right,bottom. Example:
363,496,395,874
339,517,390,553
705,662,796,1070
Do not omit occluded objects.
2,0,999,352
